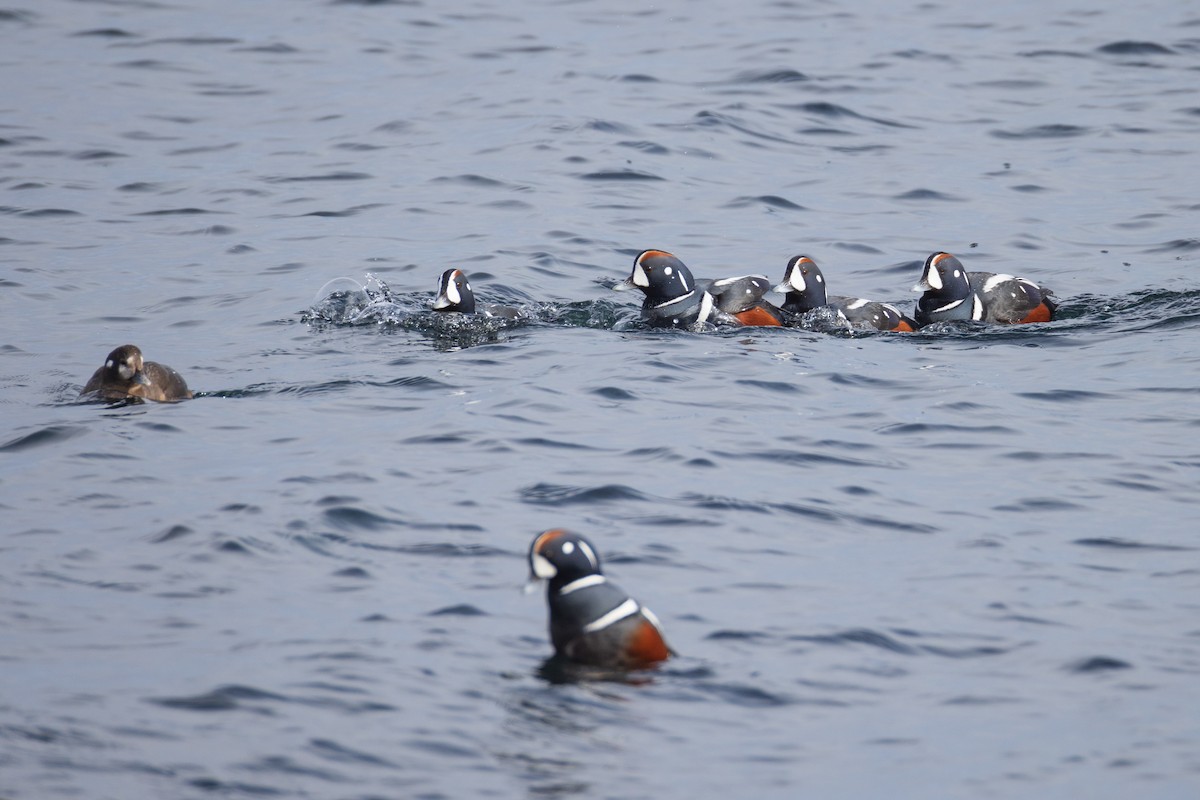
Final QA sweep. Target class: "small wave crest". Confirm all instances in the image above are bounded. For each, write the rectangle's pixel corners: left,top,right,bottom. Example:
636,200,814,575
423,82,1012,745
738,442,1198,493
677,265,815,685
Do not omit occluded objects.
303,274,1200,346
304,273,637,345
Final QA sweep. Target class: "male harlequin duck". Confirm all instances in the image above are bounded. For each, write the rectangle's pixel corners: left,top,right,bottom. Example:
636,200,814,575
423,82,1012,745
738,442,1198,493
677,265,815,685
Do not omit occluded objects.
528,528,673,670
704,274,787,326
774,255,917,332
80,344,193,403
614,249,782,328
913,251,1058,326
432,268,520,319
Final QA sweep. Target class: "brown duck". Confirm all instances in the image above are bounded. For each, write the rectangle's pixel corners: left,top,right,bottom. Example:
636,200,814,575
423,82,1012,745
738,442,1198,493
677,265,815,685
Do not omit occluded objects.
81,344,192,403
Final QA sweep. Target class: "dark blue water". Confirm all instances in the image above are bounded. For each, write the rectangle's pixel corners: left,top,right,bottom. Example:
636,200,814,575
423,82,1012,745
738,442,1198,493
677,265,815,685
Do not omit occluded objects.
3,1,1200,797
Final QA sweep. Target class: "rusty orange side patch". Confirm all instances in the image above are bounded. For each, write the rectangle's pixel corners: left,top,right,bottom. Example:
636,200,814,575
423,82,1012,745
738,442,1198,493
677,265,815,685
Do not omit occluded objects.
733,307,783,327
1019,302,1054,324
625,618,672,665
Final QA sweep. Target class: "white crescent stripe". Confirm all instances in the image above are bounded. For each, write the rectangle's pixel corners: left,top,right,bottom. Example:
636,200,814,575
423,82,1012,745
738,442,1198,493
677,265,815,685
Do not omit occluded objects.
651,289,695,309
641,606,663,630
981,273,1014,293
695,291,715,325
582,598,639,633
576,540,598,570
559,574,606,595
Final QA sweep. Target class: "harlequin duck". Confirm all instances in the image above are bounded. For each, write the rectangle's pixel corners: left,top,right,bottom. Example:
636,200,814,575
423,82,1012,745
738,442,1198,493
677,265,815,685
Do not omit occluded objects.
704,274,786,326
432,268,520,319
614,249,782,328
913,252,1058,326
80,344,192,403
774,255,917,332
528,528,673,670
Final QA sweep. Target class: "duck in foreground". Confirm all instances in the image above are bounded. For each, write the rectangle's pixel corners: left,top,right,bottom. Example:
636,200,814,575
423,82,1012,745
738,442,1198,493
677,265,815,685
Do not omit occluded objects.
615,249,783,328
913,252,1058,326
775,255,917,331
528,528,673,669
432,268,521,319
80,345,192,403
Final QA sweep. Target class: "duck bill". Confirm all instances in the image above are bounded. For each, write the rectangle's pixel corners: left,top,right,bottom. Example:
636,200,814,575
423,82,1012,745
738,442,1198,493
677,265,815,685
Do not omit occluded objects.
133,371,152,386
612,277,636,292
522,575,543,595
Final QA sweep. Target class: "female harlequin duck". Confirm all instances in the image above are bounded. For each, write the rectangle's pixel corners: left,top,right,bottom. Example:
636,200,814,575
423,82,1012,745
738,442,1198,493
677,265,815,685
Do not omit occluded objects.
80,344,192,403
774,255,917,332
528,528,673,670
614,249,783,329
913,251,1058,326
432,268,520,319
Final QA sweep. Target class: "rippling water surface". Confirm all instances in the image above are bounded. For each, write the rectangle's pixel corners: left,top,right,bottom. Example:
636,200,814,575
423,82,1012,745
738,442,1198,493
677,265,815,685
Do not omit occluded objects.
3,0,1200,797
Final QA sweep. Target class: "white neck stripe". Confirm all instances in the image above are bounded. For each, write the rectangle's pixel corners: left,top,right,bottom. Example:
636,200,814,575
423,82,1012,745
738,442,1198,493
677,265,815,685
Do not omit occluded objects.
651,289,695,309
559,574,606,595
582,598,639,633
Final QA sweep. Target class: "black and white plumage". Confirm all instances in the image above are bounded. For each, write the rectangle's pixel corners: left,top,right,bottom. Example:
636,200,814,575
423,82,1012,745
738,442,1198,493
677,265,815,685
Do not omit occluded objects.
913,252,1057,326
528,528,673,669
774,255,916,331
614,249,719,329
432,268,520,319
615,249,783,328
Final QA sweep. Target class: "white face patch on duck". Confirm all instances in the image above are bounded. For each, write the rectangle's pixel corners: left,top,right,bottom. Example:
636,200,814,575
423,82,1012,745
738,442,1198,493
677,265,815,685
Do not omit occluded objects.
631,262,650,288
118,360,136,381
786,266,806,291
531,552,557,579
445,279,461,306
925,262,944,290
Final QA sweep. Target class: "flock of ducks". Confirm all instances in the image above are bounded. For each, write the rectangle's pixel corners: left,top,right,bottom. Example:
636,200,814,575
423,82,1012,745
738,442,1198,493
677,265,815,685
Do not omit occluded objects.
434,249,1058,332
80,249,1057,405
80,249,1058,669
